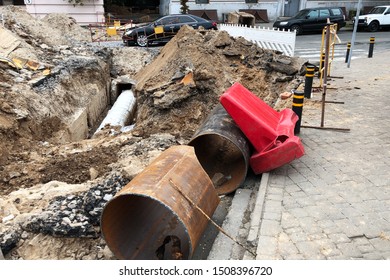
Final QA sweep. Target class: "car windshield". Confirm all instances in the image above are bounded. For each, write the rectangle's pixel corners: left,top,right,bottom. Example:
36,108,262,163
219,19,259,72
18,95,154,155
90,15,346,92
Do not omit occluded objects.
368,7,386,14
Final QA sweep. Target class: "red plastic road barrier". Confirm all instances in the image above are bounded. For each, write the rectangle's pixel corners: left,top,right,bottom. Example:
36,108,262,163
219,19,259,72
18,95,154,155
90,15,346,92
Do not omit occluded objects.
220,82,305,174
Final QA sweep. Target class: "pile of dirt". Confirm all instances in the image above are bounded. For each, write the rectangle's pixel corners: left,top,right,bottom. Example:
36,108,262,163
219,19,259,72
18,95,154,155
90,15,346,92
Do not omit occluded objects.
1,7,305,260
133,26,303,139
0,6,91,46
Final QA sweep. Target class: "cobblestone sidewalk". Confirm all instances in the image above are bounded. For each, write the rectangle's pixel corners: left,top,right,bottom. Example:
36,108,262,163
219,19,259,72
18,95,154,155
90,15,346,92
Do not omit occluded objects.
253,50,390,260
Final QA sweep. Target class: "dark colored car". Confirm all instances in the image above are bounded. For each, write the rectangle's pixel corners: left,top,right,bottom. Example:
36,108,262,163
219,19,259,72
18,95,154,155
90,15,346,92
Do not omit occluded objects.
122,14,218,47
273,7,346,35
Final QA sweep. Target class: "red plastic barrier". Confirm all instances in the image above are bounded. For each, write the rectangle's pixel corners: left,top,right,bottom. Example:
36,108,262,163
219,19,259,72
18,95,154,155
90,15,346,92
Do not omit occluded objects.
220,82,304,174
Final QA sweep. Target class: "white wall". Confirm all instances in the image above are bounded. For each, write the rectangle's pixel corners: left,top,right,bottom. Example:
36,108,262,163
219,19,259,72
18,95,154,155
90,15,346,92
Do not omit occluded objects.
169,1,280,21
24,0,105,25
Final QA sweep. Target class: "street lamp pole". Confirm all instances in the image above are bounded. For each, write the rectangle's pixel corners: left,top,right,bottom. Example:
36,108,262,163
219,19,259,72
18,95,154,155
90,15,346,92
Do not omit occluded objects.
348,0,363,68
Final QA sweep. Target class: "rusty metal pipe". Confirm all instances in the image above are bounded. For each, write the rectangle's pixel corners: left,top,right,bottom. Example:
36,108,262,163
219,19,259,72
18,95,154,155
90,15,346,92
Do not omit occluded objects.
188,104,251,195
101,145,220,260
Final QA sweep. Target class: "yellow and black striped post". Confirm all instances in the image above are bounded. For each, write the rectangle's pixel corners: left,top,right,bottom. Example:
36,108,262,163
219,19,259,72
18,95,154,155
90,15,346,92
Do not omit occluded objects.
304,65,315,99
345,42,351,63
368,37,375,58
292,90,304,135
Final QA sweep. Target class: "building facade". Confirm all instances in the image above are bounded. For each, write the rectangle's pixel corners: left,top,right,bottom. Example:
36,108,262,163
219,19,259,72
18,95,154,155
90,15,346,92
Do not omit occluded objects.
161,0,390,21
1,0,388,23
0,0,105,25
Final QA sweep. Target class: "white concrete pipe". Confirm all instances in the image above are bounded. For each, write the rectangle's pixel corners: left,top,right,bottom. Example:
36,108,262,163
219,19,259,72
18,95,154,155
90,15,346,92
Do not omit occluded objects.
94,89,136,135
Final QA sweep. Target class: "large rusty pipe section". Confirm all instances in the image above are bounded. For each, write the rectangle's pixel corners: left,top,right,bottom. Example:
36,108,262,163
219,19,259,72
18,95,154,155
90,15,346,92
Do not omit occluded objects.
188,104,251,195
101,145,220,260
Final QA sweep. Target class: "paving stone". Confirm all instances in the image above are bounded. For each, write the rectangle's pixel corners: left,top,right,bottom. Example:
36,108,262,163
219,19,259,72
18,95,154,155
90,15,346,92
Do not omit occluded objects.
259,220,281,237
328,233,351,244
282,195,300,209
281,212,300,229
378,210,390,223
269,175,286,185
282,253,305,260
262,211,282,221
286,227,309,243
308,233,328,241
265,200,282,210
295,197,316,208
307,177,329,188
299,217,322,234
334,219,364,238
303,205,329,220
362,252,384,260
289,191,308,199
284,184,301,194
278,241,299,258
369,238,390,252
315,240,341,258
336,242,362,258
357,244,376,254
351,236,370,246
266,194,283,202
256,254,282,260
256,236,277,257
289,207,309,218
318,219,337,229
295,241,322,258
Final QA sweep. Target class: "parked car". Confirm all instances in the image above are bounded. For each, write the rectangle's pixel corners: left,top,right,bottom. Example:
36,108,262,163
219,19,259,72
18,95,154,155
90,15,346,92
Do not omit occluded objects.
122,14,218,47
353,5,390,32
273,7,346,35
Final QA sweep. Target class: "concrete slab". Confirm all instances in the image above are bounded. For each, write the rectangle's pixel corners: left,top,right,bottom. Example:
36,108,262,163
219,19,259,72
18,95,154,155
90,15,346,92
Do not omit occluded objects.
207,188,252,260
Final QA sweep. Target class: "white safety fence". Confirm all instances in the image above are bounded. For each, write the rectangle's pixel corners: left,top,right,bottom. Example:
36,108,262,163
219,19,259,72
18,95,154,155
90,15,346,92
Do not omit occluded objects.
218,24,296,57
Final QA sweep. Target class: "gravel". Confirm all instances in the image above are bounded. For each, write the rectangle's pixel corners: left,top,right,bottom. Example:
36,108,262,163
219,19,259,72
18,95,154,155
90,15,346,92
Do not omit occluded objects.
21,175,129,238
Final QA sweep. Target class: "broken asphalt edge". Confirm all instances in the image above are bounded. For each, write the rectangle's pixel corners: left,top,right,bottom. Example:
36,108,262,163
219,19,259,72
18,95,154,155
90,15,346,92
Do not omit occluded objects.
243,172,270,260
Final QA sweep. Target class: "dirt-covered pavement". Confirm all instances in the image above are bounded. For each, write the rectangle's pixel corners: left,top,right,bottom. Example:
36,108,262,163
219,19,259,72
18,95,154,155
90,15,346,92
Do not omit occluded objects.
0,6,307,260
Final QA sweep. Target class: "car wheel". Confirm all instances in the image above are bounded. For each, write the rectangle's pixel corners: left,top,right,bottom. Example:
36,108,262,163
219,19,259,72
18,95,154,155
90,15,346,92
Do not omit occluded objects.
290,25,302,35
367,21,379,32
136,34,148,47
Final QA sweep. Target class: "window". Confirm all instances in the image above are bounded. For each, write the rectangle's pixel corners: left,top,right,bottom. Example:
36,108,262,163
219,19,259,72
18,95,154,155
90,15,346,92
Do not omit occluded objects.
195,0,209,4
307,10,319,19
319,9,331,18
331,8,342,16
13,0,25,5
179,16,195,24
245,0,257,3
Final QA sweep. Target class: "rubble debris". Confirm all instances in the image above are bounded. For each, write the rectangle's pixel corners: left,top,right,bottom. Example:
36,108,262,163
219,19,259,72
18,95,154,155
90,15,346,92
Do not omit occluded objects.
22,176,129,238
0,228,21,255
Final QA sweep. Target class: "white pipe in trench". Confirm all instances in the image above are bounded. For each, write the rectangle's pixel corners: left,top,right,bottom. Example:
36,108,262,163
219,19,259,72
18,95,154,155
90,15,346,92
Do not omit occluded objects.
94,89,136,134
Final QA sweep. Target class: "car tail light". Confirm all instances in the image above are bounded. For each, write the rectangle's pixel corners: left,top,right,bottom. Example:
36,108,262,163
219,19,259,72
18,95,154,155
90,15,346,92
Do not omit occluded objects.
212,22,217,27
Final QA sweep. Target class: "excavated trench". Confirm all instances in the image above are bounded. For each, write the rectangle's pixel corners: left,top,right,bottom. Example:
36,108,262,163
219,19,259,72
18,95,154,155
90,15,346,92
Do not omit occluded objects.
1,13,305,259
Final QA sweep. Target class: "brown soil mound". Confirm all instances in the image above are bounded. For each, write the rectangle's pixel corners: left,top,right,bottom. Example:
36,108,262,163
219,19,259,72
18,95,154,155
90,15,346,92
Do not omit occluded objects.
133,26,302,139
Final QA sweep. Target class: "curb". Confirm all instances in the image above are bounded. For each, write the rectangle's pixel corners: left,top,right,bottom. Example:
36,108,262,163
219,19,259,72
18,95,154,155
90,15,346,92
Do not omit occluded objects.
243,172,270,260
207,188,253,260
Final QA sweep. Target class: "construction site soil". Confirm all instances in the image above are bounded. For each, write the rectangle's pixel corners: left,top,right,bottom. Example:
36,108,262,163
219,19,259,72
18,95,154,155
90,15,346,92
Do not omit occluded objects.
0,6,304,259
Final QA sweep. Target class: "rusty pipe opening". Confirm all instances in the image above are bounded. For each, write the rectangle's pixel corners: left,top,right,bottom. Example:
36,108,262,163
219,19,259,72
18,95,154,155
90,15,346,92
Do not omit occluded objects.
101,145,219,260
101,194,189,260
189,104,251,195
